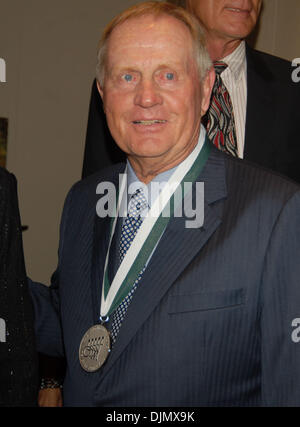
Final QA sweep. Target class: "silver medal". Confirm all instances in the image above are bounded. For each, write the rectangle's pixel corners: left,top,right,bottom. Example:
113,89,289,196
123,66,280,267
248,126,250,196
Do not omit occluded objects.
79,324,111,372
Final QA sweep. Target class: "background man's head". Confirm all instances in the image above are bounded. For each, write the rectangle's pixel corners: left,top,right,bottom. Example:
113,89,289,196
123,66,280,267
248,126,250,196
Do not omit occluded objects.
168,0,262,59
95,1,215,180
186,0,262,41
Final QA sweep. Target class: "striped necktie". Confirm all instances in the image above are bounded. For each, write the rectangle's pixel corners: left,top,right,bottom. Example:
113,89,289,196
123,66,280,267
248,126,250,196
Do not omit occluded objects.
110,188,148,344
205,61,238,157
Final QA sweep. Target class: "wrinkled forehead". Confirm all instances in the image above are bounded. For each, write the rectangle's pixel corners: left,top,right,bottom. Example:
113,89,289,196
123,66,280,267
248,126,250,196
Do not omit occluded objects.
106,14,195,60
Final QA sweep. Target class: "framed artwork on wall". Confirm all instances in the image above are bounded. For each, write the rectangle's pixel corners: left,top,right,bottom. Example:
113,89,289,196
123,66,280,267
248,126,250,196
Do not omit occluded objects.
0,118,8,168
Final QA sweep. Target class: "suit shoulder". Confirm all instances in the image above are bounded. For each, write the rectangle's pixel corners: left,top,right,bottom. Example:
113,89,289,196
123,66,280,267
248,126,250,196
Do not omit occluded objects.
65,163,126,201
251,48,291,68
247,46,298,86
225,153,300,201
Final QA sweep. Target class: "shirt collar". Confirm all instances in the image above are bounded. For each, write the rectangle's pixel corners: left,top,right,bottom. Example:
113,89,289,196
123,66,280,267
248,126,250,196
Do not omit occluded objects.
221,40,246,81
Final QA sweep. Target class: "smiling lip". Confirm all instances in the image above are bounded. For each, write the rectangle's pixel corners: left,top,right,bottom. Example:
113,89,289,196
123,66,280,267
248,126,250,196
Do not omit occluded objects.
131,119,168,133
132,120,167,125
225,7,251,14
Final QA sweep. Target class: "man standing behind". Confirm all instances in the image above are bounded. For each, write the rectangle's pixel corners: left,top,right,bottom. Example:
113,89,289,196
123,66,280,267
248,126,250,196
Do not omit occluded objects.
185,0,300,181
82,0,300,183
30,2,300,406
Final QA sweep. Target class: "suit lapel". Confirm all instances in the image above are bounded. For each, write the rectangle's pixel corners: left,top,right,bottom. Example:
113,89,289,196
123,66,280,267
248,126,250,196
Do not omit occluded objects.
244,44,277,163
99,145,227,380
90,164,126,324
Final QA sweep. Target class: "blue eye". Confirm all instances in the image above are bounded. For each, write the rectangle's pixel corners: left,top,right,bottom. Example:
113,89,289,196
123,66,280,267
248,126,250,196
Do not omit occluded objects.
166,73,174,80
124,74,133,82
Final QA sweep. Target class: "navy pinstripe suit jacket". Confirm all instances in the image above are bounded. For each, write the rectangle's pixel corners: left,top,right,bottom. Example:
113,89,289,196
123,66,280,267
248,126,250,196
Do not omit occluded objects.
30,143,300,406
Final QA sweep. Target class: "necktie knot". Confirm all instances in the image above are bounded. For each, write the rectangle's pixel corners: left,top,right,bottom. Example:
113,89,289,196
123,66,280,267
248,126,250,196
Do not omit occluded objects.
128,188,148,219
213,61,228,75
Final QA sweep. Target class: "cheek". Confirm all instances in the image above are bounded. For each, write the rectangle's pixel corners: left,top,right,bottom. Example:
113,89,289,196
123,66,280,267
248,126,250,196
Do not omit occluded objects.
254,0,262,12
250,1,262,24
251,9,260,23
103,104,128,145
181,84,202,117
103,87,131,109
104,93,130,124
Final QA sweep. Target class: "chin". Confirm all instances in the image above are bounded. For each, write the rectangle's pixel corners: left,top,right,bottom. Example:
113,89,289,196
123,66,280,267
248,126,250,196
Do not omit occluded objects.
225,22,254,39
128,139,171,158
129,149,169,159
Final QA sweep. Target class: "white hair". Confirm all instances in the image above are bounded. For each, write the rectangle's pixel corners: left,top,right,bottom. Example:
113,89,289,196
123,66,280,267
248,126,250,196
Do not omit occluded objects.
96,1,212,87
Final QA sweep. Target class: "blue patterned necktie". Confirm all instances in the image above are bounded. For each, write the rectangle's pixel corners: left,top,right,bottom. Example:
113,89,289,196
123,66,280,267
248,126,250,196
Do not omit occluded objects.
205,61,238,157
110,188,148,344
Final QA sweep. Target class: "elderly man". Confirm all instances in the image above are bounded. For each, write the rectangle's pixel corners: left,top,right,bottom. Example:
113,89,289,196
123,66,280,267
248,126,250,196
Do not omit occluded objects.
30,1,300,407
82,0,300,183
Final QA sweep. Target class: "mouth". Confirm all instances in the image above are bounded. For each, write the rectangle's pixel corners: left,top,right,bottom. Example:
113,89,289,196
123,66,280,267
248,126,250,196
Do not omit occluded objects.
225,7,251,14
133,120,167,125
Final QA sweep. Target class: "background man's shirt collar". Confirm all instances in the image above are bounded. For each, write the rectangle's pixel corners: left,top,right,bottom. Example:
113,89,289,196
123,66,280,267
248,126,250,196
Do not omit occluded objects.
221,41,246,82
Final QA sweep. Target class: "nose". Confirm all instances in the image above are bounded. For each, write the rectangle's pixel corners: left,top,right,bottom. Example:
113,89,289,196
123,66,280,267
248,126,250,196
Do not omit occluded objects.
134,79,163,108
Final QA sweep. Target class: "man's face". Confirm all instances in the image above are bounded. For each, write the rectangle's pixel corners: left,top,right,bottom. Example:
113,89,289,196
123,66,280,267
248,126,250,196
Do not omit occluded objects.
187,0,262,41
98,15,213,166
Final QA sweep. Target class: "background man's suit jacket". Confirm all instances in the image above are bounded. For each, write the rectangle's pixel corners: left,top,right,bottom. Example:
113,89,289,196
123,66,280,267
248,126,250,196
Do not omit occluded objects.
0,168,38,407
82,45,300,182
30,144,300,406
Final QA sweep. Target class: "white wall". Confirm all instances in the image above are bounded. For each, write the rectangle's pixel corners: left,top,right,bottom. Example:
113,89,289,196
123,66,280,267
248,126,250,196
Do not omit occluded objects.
255,0,300,60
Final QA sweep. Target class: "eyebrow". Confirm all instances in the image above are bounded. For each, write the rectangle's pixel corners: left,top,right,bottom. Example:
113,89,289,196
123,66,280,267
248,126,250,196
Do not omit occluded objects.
109,61,188,74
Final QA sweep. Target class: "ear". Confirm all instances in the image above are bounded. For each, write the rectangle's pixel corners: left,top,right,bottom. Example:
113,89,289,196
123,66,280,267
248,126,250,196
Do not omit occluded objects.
96,80,106,113
96,80,104,100
200,66,215,117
